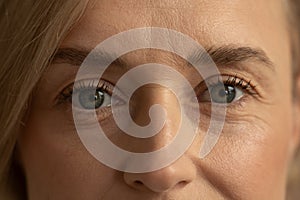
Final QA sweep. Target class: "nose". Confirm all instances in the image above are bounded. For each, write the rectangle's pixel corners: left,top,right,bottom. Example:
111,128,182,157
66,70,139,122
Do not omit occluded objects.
123,84,197,192
123,157,196,192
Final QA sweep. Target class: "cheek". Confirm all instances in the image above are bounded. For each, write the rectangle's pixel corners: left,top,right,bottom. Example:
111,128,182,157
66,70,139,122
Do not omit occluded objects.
18,108,118,199
201,108,292,199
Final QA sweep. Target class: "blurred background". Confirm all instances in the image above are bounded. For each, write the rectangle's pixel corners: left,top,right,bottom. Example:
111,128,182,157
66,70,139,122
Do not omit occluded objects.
287,148,300,199
288,0,300,198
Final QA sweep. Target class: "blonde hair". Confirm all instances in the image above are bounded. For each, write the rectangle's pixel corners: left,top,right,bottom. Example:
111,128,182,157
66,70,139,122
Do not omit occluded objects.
0,0,299,199
0,0,88,199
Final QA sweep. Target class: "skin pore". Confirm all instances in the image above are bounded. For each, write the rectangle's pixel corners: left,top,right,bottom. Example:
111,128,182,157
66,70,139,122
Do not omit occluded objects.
17,0,300,199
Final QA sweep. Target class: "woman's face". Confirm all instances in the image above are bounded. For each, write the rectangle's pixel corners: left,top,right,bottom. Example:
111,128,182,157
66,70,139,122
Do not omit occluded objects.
19,0,300,199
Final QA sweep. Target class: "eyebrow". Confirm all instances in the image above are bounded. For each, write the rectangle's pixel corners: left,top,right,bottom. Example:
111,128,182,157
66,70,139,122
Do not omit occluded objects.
52,45,275,71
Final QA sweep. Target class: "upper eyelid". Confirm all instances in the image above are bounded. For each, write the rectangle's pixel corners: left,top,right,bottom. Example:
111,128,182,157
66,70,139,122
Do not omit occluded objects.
70,79,129,103
59,74,258,103
195,74,258,96
73,79,113,91
57,79,114,103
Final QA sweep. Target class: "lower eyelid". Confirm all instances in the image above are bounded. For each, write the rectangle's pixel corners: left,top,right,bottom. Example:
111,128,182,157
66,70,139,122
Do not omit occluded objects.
227,93,250,108
96,107,113,121
67,104,113,123
197,94,253,120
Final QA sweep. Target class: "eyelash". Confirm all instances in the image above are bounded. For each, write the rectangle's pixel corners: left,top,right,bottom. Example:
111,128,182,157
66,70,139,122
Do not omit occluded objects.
57,74,258,110
207,74,257,95
57,79,114,104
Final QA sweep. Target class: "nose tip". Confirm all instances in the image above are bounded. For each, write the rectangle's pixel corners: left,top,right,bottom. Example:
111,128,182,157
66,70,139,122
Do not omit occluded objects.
123,157,196,193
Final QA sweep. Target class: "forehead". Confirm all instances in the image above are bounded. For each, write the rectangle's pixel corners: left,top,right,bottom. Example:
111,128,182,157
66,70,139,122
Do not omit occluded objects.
63,0,291,74
66,0,288,41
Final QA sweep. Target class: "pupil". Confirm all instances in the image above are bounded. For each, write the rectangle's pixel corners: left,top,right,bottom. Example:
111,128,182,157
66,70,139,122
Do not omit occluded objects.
94,89,104,108
224,85,236,103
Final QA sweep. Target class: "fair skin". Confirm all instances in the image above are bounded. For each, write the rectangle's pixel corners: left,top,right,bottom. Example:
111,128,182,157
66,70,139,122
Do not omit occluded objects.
18,0,300,199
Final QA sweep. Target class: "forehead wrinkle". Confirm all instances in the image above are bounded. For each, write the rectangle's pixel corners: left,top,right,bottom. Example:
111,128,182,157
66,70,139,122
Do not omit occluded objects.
108,0,198,10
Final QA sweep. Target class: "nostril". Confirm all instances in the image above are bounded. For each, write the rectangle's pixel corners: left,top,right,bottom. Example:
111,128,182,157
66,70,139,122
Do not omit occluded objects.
134,180,143,185
176,180,189,189
123,159,196,193
178,180,187,185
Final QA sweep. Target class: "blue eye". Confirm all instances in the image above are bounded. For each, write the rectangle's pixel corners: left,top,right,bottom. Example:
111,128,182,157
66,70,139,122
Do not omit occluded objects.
199,83,244,104
77,88,111,109
196,75,256,104
209,84,243,104
62,80,114,110
58,79,126,113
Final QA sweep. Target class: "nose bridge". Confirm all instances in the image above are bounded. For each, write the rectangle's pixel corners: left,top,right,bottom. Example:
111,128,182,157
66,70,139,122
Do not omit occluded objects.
122,76,197,193
129,83,181,148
